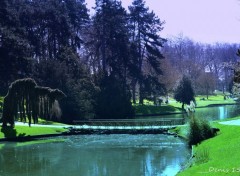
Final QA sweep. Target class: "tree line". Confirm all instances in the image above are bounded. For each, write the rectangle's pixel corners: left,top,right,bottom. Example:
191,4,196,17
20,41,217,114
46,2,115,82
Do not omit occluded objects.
161,36,239,99
0,0,166,122
0,0,239,123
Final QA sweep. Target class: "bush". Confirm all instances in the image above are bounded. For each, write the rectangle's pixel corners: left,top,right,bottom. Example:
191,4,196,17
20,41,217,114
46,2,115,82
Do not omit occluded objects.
188,116,215,146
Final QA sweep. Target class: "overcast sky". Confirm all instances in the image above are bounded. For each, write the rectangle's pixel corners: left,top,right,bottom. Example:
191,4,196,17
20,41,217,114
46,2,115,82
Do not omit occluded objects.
86,0,240,44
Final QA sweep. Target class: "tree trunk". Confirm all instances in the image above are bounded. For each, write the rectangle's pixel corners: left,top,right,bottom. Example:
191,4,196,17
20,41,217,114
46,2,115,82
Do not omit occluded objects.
153,95,157,105
132,81,136,104
206,86,209,99
139,81,144,105
182,103,184,110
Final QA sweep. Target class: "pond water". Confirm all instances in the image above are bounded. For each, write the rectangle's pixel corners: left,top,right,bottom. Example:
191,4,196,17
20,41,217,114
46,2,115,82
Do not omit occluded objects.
1,105,239,176
195,105,240,120
0,135,190,176
137,105,240,121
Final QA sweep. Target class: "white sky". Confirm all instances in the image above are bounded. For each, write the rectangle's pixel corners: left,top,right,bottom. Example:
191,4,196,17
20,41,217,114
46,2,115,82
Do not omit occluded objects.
86,0,240,44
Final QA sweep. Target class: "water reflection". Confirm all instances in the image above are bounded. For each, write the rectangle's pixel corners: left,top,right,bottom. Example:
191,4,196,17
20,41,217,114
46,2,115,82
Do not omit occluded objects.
196,105,239,121
137,105,240,121
0,135,190,176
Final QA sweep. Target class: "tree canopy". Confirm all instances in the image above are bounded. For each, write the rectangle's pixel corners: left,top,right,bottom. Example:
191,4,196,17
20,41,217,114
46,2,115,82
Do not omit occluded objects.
0,0,238,123
174,75,195,109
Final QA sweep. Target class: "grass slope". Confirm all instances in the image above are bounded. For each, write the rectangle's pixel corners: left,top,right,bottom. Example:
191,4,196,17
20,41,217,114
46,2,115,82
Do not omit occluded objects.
178,122,240,176
0,125,67,139
134,104,181,115
135,95,236,116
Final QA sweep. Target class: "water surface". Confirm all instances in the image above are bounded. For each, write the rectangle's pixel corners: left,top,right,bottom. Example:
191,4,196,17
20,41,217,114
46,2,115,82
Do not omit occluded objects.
137,105,240,121
0,134,190,176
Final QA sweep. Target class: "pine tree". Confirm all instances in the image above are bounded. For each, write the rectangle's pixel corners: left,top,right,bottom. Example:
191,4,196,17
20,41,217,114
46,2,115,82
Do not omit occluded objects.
174,75,195,109
92,0,134,119
129,0,166,104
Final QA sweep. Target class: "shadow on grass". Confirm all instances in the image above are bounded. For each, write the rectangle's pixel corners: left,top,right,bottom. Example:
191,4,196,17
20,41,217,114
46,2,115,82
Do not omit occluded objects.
1,126,26,138
40,121,55,125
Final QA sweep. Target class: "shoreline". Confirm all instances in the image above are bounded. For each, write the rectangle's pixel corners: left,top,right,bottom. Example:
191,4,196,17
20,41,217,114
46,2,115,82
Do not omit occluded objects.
135,103,237,117
0,127,179,142
0,103,237,142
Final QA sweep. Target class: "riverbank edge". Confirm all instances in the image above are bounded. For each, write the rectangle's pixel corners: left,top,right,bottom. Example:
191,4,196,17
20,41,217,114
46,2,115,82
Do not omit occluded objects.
176,117,240,176
135,102,237,117
0,127,180,142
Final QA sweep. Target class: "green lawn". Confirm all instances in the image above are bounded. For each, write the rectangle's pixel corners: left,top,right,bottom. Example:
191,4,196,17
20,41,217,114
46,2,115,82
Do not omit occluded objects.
134,95,236,115
169,95,235,108
134,104,182,115
195,95,235,107
178,119,240,176
0,125,67,139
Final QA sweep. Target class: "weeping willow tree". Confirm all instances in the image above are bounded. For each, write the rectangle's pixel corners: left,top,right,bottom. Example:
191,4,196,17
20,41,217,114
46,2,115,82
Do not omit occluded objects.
1,78,66,127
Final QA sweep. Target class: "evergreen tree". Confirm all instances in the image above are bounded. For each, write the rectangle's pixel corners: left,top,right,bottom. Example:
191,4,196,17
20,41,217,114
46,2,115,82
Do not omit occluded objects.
0,0,32,95
92,0,135,119
129,0,166,104
174,75,195,109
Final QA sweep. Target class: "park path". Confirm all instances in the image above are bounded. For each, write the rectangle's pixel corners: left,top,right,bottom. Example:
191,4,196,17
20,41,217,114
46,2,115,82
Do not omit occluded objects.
219,119,240,126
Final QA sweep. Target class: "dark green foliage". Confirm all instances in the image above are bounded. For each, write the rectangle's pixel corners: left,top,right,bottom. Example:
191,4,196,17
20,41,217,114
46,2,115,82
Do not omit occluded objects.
96,75,134,119
188,117,215,146
1,78,66,127
0,0,166,122
129,0,166,104
0,0,32,95
90,0,135,119
33,47,98,122
0,0,89,95
60,78,99,123
174,75,195,109
142,75,166,105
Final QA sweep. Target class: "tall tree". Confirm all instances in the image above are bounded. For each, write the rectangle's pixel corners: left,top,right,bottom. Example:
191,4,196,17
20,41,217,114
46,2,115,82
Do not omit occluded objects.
128,0,166,104
196,72,215,99
174,75,195,109
91,0,134,119
0,0,31,95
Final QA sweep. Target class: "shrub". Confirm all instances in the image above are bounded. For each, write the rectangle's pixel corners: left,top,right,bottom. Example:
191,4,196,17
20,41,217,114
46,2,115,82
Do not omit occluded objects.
201,119,215,139
188,116,215,146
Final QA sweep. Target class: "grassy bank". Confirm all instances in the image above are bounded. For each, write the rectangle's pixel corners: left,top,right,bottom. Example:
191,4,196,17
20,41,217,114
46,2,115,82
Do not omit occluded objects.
0,125,67,139
134,95,236,116
178,119,240,176
134,104,182,115
170,95,235,108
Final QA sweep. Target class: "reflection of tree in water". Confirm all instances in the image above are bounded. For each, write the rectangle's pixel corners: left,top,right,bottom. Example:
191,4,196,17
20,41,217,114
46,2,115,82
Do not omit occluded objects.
0,135,190,176
75,142,189,176
0,143,50,176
